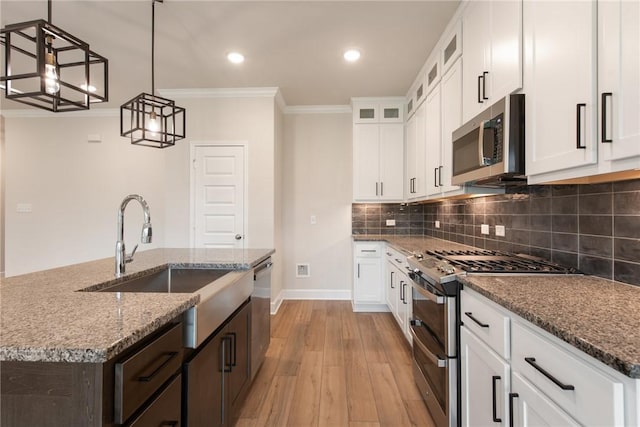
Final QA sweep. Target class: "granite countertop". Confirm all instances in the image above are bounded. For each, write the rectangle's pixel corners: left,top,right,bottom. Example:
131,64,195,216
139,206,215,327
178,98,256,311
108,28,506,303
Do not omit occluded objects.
0,248,274,364
353,235,640,379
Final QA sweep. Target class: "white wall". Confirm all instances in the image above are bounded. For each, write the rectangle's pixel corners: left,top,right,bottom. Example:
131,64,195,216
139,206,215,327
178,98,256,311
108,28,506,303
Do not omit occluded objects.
272,101,285,309
281,112,353,297
162,96,276,250
1,115,5,277
4,114,166,276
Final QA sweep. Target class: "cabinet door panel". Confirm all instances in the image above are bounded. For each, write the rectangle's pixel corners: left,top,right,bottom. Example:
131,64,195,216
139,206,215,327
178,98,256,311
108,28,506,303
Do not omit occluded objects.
599,0,640,162
524,0,597,176
440,58,463,193
353,125,380,201
462,0,490,122
425,85,442,197
412,102,427,199
354,258,383,303
184,331,226,426
406,114,417,197
378,124,404,201
461,327,510,427
489,0,523,102
512,373,580,427
228,302,251,418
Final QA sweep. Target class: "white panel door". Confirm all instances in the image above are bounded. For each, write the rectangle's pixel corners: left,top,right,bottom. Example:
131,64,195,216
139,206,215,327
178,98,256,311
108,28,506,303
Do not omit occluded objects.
378,123,404,201
488,0,523,104
440,57,463,193
462,0,490,122
425,85,442,197
193,145,245,248
524,1,598,176
511,373,580,427
353,124,381,201
599,0,640,162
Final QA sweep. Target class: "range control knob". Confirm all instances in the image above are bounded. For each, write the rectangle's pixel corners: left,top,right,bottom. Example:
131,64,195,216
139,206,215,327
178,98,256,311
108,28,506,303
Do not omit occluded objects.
415,253,424,260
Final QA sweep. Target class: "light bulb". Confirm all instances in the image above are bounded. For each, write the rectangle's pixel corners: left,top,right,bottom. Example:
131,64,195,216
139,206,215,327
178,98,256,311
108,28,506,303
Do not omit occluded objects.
147,111,160,136
44,53,60,95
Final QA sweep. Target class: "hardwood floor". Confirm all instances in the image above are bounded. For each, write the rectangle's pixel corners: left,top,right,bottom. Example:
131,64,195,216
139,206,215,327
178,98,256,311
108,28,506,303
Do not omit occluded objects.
237,300,436,427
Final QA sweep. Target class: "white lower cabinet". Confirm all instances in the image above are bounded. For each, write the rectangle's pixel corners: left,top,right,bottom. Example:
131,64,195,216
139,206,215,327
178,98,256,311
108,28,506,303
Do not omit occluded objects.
511,373,580,427
461,327,510,427
352,242,386,312
462,287,638,427
385,246,412,343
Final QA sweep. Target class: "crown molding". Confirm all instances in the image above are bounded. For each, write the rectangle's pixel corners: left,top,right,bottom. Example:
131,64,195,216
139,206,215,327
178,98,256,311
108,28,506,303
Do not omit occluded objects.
283,105,351,115
274,88,287,112
158,87,281,99
0,108,120,118
350,96,406,105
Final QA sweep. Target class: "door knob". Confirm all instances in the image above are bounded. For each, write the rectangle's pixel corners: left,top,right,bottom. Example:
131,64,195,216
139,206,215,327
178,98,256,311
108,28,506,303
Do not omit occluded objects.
235,234,243,240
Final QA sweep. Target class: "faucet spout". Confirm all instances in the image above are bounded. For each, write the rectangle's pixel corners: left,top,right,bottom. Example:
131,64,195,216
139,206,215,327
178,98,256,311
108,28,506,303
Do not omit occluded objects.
115,194,153,277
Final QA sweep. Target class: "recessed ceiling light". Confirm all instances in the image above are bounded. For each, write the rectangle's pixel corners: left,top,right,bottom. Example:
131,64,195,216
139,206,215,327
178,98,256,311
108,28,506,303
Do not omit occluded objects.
227,52,245,64
343,49,361,62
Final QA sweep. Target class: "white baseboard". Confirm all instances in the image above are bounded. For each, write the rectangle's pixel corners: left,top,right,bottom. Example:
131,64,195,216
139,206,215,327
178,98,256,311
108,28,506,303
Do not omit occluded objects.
270,288,351,315
351,302,391,313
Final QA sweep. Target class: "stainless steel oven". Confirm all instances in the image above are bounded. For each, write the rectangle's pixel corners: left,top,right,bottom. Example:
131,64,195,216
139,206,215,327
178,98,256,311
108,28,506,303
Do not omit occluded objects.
407,258,460,427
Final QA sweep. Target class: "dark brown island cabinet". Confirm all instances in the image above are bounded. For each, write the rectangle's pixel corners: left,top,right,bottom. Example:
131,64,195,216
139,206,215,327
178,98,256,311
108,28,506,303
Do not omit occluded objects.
1,299,255,427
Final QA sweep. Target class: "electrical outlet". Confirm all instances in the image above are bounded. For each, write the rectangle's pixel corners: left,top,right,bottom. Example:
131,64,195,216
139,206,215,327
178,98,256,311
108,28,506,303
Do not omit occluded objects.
310,215,317,225
481,224,490,235
435,220,441,229
16,203,32,213
386,219,396,226
495,225,506,237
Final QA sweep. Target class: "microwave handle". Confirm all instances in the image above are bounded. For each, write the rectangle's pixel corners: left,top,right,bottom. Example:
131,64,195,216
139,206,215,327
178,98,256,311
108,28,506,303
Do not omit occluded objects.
478,120,486,166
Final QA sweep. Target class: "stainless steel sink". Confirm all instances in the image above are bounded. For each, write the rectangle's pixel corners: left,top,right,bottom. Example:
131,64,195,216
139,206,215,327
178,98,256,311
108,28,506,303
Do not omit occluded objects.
93,267,255,349
97,268,232,293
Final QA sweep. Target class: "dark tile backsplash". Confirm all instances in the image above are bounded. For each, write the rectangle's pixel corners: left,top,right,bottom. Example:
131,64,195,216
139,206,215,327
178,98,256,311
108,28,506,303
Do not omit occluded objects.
353,178,640,287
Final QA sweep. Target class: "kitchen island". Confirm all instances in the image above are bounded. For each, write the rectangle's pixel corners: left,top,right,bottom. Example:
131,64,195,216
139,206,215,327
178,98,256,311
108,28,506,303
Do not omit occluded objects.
0,248,273,426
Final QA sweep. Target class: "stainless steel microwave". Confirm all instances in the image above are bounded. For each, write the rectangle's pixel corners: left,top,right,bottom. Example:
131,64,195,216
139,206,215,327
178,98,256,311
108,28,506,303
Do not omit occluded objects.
451,94,525,186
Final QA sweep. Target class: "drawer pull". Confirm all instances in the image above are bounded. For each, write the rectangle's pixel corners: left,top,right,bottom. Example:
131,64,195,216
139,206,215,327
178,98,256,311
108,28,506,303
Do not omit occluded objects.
524,357,575,391
492,376,502,423
508,393,519,427
361,249,377,253
465,312,489,328
137,352,179,382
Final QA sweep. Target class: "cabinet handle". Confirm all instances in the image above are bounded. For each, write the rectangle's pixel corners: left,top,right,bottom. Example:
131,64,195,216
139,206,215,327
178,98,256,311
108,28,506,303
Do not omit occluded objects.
229,332,237,367
361,249,377,253
395,258,402,263
524,357,575,390
482,71,489,100
576,103,587,149
400,280,405,302
438,166,443,187
508,393,519,427
413,178,416,193
221,336,233,373
380,182,384,196
357,263,360,278
376,182,379,196
402,282,408,304
601,92,612,143
478,75,484,103
137,351,178,382
492,376,502,423
464,311,489,328
390,271,395,288
434,168,439,188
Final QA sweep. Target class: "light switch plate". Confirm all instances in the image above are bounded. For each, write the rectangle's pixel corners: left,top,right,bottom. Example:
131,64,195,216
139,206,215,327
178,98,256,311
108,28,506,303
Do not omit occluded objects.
386,219,396,226
495,225,506,237
435,220,441,229
310,215,317,225
481,224,490,235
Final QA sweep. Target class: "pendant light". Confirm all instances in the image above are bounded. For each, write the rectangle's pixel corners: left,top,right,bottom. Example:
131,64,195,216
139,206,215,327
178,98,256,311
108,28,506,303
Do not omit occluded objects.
0,0,108,112
120,0,185,149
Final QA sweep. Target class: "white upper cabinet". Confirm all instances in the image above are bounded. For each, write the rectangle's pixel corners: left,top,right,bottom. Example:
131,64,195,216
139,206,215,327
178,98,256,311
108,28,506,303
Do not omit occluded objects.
462,0,522,123
353,101,404,124
599,0,640,163
425,84,442,197
524,1,598,177
441,19,462,75
407,101,427,200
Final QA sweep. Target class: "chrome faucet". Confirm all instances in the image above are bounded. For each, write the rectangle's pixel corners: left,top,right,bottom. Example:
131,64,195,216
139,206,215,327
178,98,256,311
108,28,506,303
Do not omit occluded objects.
115,194,152,277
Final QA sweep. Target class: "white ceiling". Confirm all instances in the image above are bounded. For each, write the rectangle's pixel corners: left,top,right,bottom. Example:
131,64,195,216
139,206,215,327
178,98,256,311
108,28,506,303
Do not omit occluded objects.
0,0,460,108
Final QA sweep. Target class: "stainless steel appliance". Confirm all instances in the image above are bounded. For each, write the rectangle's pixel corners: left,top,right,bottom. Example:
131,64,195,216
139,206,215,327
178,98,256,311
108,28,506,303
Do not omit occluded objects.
407,255,461,427
451,94,525,187
251,257,272,380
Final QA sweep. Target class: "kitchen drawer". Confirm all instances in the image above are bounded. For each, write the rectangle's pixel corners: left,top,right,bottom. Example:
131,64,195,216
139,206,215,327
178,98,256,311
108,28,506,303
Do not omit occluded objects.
355,242,381,258
128,373,181,427
461,288,510,359
512,321,625,426
115,322,183,424
385,246,410,271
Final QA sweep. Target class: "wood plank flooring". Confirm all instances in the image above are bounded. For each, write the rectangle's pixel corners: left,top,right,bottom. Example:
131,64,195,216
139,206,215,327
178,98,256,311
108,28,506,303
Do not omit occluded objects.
237,300,436,427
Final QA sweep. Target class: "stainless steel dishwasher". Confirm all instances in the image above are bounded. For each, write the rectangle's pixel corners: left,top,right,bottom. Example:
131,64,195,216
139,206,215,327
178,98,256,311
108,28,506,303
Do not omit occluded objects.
251,257,272,380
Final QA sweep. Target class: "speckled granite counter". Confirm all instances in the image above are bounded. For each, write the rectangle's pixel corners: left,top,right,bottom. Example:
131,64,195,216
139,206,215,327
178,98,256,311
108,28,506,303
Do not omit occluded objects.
353,235,640,378
0,248,274,364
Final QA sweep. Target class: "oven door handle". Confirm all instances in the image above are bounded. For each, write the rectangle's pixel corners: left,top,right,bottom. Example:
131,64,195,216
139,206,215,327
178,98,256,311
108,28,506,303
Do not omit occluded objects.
410,327,448,368
408,276,445,304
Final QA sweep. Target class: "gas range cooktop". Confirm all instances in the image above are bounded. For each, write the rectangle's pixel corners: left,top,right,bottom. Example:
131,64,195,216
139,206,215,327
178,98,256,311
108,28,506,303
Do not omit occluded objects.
425,249,582,275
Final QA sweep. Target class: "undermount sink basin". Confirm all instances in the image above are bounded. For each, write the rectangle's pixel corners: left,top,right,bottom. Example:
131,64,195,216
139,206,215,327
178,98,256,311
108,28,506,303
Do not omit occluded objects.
98,268,233,293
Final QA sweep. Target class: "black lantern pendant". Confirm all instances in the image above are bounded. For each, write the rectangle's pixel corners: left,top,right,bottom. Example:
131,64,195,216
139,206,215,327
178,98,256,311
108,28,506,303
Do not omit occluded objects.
0,0,109,112
120,0,185,149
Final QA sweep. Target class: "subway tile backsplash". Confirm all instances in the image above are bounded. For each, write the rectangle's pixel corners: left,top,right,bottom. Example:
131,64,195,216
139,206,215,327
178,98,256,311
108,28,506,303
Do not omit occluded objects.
352,178,640,287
